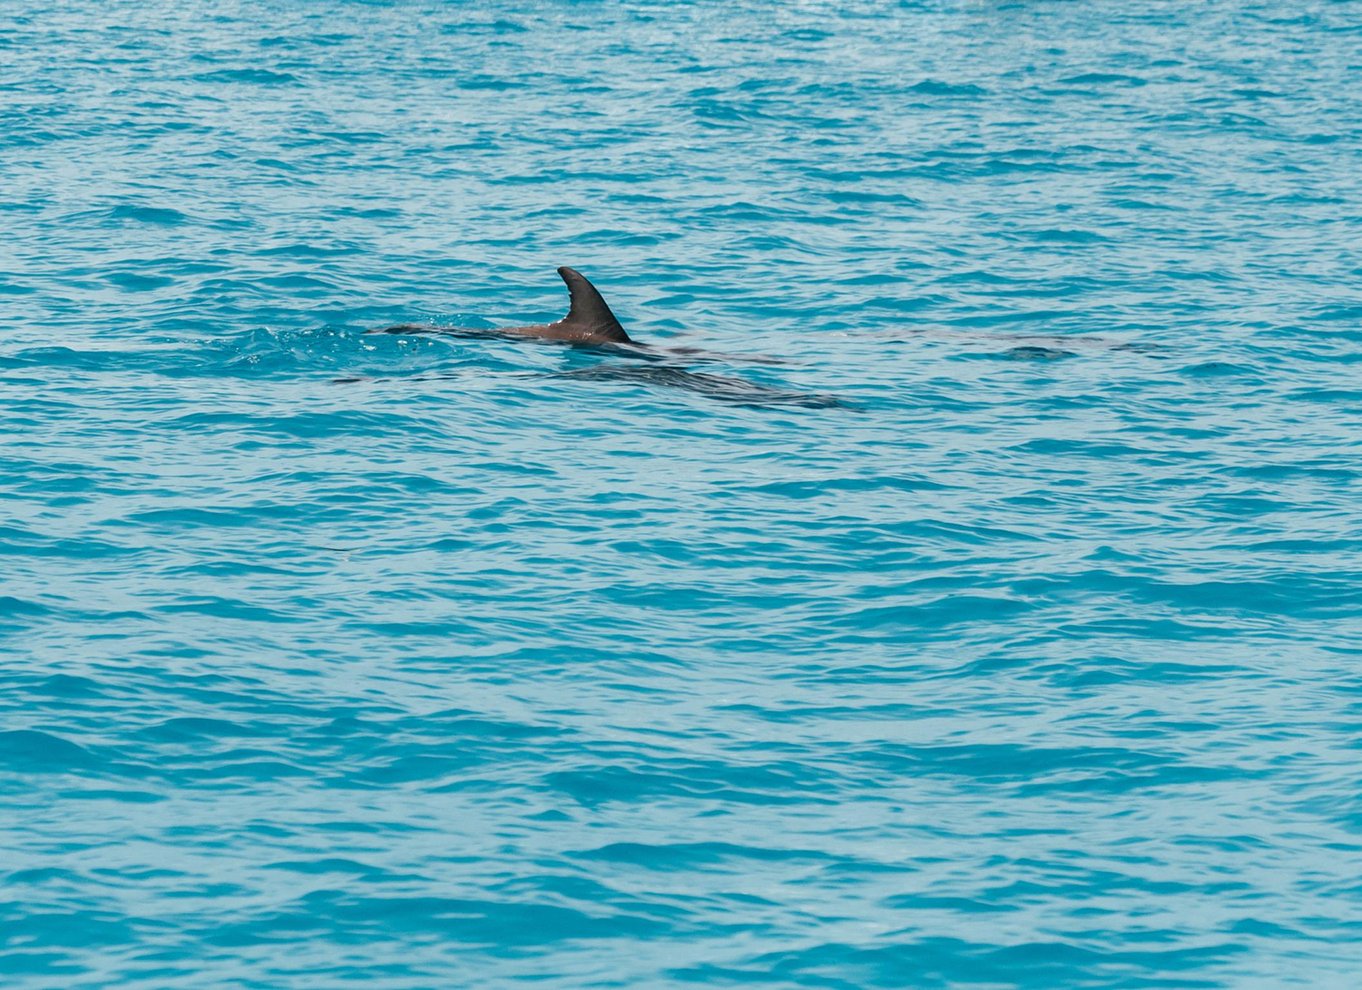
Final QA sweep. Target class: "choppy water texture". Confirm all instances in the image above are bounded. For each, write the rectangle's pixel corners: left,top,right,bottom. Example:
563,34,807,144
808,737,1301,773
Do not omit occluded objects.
4,1,1362,987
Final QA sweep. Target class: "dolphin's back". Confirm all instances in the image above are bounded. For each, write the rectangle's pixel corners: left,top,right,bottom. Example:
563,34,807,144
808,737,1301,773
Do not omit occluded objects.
371,266,633,345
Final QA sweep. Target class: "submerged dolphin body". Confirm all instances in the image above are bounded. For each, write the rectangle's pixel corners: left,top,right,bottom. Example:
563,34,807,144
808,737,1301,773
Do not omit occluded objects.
375,266,632,346
548,364,845,409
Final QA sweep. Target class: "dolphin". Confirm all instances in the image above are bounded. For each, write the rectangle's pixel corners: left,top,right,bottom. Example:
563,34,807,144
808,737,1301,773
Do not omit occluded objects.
374,266,632,346
360,267,853,408
372,266,795,365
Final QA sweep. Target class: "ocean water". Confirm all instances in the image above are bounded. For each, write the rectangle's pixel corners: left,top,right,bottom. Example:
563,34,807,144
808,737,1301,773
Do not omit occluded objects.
3,1,1362,986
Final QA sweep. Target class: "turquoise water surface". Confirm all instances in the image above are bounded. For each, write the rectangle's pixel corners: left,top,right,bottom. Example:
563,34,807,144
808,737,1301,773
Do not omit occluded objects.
4,2,1362,986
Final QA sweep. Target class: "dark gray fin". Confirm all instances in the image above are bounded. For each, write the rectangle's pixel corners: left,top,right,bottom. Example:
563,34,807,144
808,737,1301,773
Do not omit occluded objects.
558,266,631,343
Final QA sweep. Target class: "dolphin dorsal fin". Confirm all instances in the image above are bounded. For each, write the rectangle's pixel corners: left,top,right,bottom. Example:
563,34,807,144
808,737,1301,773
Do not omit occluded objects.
558,266,631,343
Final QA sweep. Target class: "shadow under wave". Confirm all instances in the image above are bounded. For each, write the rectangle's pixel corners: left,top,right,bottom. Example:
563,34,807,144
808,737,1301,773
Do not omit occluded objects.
547,364,853,410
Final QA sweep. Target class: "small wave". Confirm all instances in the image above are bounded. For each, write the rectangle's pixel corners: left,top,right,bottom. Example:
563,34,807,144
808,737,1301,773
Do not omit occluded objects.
907,78,987,96
193,68,299,85
0,729,100,774
106,204,189,226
